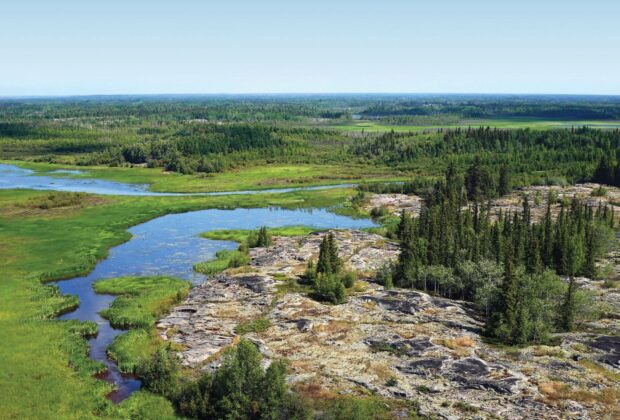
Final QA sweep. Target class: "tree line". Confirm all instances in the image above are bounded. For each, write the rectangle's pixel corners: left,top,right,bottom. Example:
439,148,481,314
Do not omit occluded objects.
350,127,620,185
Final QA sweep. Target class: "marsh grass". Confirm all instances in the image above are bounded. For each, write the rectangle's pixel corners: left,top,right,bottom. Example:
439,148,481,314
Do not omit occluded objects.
95,276,190,329
201,225,325,242
193,249,250,275
93,276,189,373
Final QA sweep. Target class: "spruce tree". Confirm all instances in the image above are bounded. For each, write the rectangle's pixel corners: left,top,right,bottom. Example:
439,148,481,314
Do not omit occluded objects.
593,156,614,185
560,276,577,332
316,235,332,275
327,232,341,274
498,166,511,196
316,232,340,276
583,225,596,278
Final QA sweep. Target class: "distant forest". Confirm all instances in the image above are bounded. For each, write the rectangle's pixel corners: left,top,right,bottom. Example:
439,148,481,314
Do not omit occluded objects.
1,95,620,188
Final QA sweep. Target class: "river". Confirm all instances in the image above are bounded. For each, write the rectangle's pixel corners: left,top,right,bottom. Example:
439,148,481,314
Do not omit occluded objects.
0,163,356,196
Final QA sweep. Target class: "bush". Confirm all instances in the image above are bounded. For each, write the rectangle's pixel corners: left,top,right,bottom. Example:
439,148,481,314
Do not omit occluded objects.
137,347,180,398
375,263,395,289
591,185,607,197
175,339,309,419
343,271,356,288
313,274,346,304
370,205,390,218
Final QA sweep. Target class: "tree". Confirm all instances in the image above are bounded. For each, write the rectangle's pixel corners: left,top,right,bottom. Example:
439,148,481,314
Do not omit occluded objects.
316,232,340,276
592,156,615,185
211,340,265,417
583,226,597,278
465,156,494,200
394,211,417,287
559,276,577,332
498,166,511,196
316,235,333,275
137,346,180,398
327,232,341,273
313,274,346,304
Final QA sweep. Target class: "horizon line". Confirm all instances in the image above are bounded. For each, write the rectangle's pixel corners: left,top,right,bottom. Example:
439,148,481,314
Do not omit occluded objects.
2,91,620,100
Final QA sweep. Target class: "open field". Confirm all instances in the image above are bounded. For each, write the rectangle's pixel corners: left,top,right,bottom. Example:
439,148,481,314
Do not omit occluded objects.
0,186,356,418
301,118,620,133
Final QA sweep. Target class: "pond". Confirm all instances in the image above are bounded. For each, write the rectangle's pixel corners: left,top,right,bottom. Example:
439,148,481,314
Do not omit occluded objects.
56,207,376,401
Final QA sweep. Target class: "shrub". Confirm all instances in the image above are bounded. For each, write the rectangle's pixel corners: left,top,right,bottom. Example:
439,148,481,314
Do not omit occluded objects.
343,271,356,288
313,274,346,304
591,185,607,197
175,339,309,419
375,263,394,289
137,347,180,398
370,205,390,218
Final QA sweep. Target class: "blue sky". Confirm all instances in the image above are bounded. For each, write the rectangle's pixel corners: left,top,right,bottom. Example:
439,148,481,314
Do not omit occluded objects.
1,0,619,96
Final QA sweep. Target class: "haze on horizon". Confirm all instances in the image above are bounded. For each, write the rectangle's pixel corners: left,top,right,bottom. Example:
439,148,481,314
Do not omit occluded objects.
1,0,619,97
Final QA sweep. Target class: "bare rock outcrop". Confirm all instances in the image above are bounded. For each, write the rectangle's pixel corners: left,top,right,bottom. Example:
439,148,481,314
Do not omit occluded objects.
158,229,620,419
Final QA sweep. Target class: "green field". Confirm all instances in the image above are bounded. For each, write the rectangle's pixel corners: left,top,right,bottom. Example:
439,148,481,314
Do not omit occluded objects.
302,118,620,133
0,186,356,418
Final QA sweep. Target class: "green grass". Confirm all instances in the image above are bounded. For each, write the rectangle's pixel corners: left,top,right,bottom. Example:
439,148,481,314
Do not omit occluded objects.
234,317,272,335
94,276,190,329
193,249,250,275
201,225,325,242
107,329,167,374
93,276,189,373
0,185,358,418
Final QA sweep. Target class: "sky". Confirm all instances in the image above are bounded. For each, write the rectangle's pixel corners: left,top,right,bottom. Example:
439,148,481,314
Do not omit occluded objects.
1,0,619,96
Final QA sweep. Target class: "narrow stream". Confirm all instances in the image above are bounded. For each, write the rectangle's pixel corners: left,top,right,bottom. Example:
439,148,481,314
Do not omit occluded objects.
55,208,376,401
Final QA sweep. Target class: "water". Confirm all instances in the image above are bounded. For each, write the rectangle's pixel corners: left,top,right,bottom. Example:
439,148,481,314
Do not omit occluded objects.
0,163,356,196
56,207,376,401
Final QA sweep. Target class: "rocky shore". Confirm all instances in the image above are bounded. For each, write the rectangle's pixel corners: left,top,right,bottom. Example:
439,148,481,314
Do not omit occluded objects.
158,227,619,419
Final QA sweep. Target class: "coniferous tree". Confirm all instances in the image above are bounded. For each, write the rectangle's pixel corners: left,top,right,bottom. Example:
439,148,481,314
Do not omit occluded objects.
583,225,597,278
592,156,615,185
327,233,341,274
498,166,511,196
316,235,333,275
560,277,577,332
